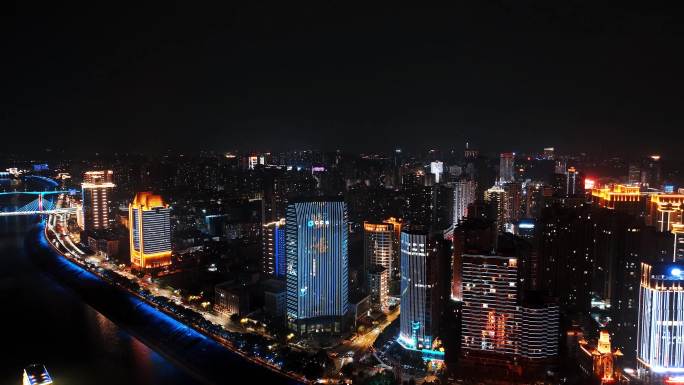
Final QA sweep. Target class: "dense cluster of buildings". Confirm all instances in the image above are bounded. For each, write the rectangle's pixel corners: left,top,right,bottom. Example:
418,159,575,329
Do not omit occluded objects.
26,145,684,384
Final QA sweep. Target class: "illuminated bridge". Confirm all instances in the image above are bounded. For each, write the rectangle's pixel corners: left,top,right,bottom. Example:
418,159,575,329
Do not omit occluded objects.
0,194,77,216
0,175,78,216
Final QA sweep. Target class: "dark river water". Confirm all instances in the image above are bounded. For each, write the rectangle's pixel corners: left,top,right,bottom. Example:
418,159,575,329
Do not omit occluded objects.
0,215,202,385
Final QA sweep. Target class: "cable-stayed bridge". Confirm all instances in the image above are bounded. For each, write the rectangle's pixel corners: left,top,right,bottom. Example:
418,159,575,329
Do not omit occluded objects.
0,175,78,216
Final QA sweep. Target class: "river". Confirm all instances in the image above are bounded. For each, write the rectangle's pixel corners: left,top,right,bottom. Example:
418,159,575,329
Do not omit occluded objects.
0,215,203,384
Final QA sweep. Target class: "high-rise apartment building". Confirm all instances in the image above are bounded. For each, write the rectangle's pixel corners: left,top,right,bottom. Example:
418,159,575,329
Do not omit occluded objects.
129,192,172,269
262,219,286,277
502,182,522,224
519,294,560,361
461,254,559,366
286,199,349,333
368,265,389,312
81,170,115,231
364,220,401,311
461,254,519,358
453,179,477,225
484,185,509,232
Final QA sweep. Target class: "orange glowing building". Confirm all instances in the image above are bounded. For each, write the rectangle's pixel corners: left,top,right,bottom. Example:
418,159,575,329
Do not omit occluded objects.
578,330,623,384
647,193,684,232
592,184,644,216
129,192,172,269
674,224,684,262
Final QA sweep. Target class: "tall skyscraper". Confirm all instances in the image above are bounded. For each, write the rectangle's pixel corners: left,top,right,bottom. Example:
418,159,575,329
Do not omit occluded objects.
453,179,477,225
502,182,522,223
461,254,519,358
364,220,400,311
566,166,580,196
637,262,684,377
286,199,349,334
129,192,172,269
262,219,286,278
484,185,509,232
398,226,443,352
499,152,515,183
81,170,115,231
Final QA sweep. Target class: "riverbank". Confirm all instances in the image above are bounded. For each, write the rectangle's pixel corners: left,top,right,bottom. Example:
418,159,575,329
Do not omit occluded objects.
28,222,304,385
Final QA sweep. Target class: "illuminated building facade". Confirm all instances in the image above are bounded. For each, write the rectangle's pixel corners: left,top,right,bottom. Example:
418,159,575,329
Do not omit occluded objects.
647,193,684,232
592,184,644,217
453,179,477,225
286,199,349,334
399,226,442,351
81,170,115,231
460,251,559,371
385,217,403,279
262,219,286,277
499,152,515,183
430,161,444,183
364,220,400,311
246,154,266,170
129,192,172,269
674,224,684,262
451,230,464,301
519,296,560,360
461,254,519,359
637,262,684,376
502,182,522,224
484,185,509,232
566,166,581,196
451,219,497,302
578,330,622,384
368,264,389,312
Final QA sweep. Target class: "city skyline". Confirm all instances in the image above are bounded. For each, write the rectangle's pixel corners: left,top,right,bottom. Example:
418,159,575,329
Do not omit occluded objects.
6,3,684,385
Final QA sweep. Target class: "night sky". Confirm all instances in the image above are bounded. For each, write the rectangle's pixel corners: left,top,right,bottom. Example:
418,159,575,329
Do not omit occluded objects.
5,3,684,157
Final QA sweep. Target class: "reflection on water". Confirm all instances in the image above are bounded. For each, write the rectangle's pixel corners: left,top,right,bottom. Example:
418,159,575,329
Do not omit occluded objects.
0,216,200,385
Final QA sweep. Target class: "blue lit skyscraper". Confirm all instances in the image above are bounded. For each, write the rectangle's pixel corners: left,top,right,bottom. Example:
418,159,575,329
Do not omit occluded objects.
399,226,442,352
286,199,349,333
637,262,684,379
